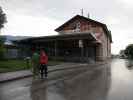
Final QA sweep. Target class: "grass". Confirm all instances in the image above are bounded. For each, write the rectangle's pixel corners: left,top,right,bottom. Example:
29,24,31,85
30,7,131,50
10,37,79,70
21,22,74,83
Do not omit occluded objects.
0,59,29,73
0,59,63,73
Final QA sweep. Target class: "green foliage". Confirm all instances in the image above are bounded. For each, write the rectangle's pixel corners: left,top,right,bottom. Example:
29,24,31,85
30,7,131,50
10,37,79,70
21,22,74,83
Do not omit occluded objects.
0,59,29,73
0,37,6,60
0,46,6,60
0,6,7,29
0,6,7,60
125,44,133,59
0,59,63,73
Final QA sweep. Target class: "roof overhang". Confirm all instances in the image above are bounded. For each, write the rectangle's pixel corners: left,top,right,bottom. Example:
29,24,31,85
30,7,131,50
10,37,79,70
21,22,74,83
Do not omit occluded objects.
19,32,98,44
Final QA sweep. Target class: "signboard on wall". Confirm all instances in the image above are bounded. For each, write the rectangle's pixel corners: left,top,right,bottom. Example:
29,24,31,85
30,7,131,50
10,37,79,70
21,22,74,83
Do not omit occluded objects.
95,32,102,39
79,40,83,48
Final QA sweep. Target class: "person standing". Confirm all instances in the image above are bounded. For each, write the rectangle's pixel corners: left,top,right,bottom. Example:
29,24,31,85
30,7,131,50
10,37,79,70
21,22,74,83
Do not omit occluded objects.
40,50,48,78
31,51,40,78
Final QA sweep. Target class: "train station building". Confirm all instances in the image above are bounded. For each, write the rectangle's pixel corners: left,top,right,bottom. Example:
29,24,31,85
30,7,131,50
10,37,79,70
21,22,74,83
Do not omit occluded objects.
20,15,112,62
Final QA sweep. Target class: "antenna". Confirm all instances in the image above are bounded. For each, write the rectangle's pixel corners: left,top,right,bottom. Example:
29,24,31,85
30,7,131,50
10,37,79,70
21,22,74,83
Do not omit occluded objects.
81,9,83,16
87,13,90,18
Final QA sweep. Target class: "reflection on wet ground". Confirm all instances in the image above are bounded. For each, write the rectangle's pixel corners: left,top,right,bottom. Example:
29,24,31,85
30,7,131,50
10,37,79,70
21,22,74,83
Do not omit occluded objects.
30,63,111,100
1,59,133,100
107,59,133,100
0,77,32,100
125,59,133,69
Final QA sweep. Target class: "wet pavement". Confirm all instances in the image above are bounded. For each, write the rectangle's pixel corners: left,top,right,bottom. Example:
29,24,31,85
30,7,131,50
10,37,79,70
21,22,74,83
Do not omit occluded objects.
107,59,133,100
0,59,133,100
0,62,96,83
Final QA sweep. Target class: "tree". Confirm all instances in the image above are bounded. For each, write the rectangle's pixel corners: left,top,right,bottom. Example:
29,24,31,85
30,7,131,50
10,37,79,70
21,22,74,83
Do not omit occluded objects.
0,6,6,30
125,44,133,59
0,7,6,60
119,50,126,58
0,37,6,60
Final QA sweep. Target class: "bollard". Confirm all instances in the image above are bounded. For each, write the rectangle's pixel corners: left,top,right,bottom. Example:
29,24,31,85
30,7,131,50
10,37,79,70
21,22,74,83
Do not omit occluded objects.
25,57,31,69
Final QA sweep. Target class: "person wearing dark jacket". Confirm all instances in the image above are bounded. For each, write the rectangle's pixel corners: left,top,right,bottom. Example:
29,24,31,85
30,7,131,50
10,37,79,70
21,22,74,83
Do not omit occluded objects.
39,50,48,78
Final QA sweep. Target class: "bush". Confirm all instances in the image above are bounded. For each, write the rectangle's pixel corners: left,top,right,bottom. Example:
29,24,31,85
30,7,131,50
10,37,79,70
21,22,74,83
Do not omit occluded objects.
0,47,5,60
125,44,133,59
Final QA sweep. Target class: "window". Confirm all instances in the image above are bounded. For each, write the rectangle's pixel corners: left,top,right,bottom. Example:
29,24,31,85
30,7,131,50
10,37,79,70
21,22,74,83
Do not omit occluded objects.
75,22,80,32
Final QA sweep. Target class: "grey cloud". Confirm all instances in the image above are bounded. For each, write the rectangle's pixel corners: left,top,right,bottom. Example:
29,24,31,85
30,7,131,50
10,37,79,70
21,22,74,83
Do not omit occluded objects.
0,0,133,54
0,0,121,20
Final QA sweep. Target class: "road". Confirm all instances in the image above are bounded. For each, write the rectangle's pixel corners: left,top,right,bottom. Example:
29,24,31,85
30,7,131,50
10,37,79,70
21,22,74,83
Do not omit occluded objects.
0,59,133,100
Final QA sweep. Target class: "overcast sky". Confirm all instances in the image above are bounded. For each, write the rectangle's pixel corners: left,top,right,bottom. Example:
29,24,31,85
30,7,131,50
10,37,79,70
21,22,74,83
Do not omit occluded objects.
0,0,133,54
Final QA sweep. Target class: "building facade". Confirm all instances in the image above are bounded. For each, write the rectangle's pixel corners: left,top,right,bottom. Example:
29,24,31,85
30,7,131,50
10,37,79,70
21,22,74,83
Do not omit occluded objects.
20,15,112,62
55,15,112,61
